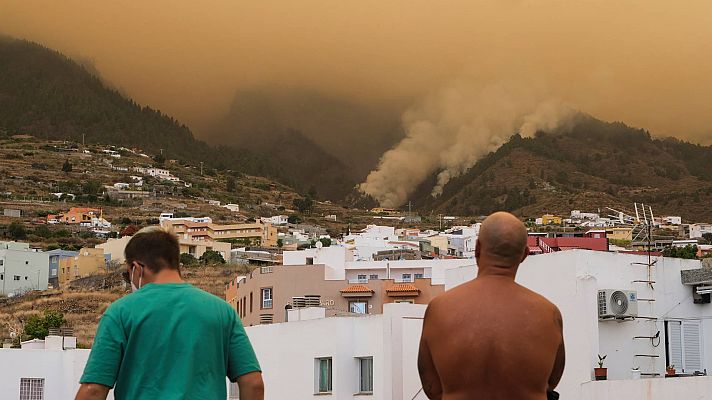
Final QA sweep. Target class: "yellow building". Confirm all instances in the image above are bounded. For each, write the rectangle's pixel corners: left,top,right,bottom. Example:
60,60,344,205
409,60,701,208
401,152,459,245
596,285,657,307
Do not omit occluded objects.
178,238,232,261
541,214,563,225
606,227,633,242
58,247,107,286
162,220,278,247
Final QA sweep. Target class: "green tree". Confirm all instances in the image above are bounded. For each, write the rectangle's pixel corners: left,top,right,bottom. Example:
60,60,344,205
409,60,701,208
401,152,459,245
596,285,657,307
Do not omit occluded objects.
33,224,52,238
318,237,332,247
288,214,302,224
277,238,284,248
153,153,166,165
226,177,236,193
179,253,198,267
8,221,27,240
82,180,102,195
662,245,698,259
24,310,66,340
292,195,314,214
61,159,72,173
702,233,712,245
199,250,226,265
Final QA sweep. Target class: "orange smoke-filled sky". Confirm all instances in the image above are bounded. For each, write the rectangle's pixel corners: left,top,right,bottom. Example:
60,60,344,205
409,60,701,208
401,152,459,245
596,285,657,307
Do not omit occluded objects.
1,0,711,143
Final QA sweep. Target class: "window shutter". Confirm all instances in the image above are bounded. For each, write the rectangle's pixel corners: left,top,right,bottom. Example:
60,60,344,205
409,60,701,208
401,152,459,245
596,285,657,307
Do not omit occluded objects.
682,321,703,373
667,321,683,369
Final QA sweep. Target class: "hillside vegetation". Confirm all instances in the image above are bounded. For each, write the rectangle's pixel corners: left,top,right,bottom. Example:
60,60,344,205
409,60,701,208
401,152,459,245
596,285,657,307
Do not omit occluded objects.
414,116,712,222
0,37,345,198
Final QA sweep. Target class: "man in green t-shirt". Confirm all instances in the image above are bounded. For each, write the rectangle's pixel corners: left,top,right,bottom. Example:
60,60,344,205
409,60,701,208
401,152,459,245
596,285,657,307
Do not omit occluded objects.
75,227,264,400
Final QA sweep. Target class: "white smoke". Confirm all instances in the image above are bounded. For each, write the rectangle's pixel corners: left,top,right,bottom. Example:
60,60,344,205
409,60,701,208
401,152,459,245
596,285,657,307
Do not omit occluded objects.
359,82,577,207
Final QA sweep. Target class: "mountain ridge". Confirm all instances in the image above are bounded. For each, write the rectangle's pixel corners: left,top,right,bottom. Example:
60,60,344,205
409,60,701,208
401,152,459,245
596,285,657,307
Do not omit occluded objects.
410,116,712,222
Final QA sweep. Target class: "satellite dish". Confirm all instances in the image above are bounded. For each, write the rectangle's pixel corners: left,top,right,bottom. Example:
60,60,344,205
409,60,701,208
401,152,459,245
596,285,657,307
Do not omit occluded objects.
315,241,323,249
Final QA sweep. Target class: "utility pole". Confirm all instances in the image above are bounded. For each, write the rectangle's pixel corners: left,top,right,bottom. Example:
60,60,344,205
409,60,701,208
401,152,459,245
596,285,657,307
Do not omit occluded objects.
200,162,204,176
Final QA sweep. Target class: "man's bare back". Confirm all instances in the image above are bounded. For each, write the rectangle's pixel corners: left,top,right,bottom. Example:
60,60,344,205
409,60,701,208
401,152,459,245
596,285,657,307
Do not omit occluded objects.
418,212,565,400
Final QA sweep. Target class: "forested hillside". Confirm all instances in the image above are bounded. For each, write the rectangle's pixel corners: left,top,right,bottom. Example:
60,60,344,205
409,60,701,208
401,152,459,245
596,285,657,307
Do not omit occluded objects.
0,37,354,199
412,116,712,221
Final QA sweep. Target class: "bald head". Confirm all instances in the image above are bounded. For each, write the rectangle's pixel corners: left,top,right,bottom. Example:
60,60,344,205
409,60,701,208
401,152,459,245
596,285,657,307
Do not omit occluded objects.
476,212,528,267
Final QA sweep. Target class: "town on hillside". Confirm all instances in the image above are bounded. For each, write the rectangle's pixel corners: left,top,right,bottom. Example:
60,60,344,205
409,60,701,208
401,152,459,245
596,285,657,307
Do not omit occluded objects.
1,134,711,399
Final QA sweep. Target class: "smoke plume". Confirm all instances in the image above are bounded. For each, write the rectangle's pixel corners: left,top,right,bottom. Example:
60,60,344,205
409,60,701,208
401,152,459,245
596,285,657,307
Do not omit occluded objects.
359,83,577,207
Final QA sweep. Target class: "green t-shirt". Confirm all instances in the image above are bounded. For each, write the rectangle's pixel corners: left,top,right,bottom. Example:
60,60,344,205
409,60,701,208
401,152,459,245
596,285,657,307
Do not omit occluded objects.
80,282,260,399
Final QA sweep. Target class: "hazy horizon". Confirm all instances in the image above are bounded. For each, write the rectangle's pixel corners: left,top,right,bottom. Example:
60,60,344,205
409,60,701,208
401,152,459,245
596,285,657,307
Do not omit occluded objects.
2,1,712,146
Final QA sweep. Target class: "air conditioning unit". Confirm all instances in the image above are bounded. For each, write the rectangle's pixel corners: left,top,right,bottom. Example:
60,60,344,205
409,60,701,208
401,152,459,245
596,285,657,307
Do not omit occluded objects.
598,289,638,320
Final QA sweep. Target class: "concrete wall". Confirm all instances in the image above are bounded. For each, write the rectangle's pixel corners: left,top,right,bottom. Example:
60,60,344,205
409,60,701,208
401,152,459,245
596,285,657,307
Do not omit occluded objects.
0,247,49,296
246,304,425,400
445,250,712,399
580,376,712,399
97,236,132,263
0,349,114,400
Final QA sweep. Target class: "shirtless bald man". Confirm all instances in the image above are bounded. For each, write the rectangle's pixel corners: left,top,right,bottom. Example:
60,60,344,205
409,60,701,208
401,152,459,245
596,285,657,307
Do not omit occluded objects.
418,211,565,400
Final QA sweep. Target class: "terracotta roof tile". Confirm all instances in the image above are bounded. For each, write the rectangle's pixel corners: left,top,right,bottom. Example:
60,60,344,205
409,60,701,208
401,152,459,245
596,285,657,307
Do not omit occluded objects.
340,284,374,294
386,283,420,293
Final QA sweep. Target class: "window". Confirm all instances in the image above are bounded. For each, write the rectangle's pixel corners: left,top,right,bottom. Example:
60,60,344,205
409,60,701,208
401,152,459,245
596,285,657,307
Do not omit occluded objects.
349,301,368,314
306,257,314,265
261,288,273,309
369,274,379,280
358,357,374,393
401,273,412,282
250,292,253,314
0,259,3,265
0,274,3,281
19,377,44,400
14,275,20,281
666,320,704,373
395,299,414,304
414,273,424,279
357,274,367,283
315,357,332,393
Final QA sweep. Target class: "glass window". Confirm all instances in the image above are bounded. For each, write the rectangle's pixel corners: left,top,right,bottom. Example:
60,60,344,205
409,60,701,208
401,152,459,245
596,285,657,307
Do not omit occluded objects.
357,274,367,283
349,301,367,314
402,273,412,282
316,357,332,393
369,274,379,280
414,273,424,279
359,357,374,393
14,275,20,281
261,288,273,309
19,377,44,400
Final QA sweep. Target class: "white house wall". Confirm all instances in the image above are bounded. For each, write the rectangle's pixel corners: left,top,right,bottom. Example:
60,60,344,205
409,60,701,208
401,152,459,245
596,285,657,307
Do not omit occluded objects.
444,250,712,399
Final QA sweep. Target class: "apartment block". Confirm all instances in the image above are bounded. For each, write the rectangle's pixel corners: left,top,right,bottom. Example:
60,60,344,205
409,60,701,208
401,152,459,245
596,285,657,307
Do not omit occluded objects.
0,241,49,296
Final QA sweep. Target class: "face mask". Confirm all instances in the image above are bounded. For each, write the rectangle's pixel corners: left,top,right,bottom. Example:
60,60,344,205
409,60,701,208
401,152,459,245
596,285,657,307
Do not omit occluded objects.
130,264,143,292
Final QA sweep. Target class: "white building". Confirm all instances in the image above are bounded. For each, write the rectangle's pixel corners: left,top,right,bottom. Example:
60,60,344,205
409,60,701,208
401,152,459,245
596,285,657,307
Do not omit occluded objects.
158,213,212,224
283,246,472,283
662,216,682,225
689,223,712,239
444,225,480,258
261,215,288,226
445,250,712,399
246,304,426,400
0,242,49,296
571,210,601,220
1,336,104,400
222,203,240,213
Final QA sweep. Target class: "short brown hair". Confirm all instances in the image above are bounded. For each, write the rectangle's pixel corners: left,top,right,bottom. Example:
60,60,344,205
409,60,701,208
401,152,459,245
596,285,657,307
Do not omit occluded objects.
124,226,180,272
